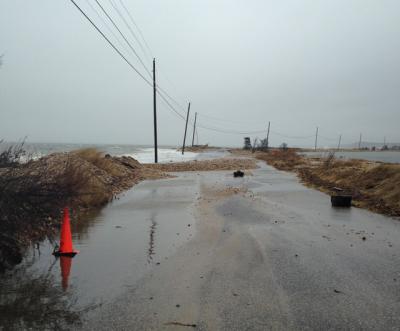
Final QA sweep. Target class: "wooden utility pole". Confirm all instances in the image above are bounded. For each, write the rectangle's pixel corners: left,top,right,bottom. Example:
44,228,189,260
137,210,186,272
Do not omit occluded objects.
337,134,342,150
152,58,158,163
358,133,362,150
266,121,270,150
314,127,319,151
182,102,191,155
191,112,197,147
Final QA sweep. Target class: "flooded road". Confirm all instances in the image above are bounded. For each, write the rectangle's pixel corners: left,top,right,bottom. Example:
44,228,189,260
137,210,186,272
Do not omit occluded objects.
0,175,199,330
1,163,400,330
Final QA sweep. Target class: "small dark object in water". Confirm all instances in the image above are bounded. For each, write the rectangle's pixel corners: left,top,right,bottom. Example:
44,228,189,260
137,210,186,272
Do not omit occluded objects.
233,170,244,178
362,236,366,241
331,195,352,207
333,289,342,294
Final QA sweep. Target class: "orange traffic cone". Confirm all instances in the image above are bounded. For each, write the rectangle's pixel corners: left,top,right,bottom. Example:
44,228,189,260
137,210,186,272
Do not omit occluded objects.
53,207,79,257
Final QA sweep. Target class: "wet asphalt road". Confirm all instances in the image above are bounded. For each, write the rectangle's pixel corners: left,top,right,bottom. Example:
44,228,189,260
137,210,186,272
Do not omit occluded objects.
82,163,400,330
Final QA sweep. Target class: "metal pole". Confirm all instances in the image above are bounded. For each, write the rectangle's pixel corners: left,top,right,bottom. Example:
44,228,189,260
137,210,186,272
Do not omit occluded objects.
191,112,197,147
358,133,362,150
314,127,319,151
153,58,158,163
182,102,191,155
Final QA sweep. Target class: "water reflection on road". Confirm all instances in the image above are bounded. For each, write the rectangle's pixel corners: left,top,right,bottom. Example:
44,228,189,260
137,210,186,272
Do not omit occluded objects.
0,174,198,329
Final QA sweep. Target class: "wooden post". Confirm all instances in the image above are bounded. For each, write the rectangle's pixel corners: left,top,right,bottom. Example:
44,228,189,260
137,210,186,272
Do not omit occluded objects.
314,127,319,151
191,112,197,147
182,102,191,155
153,58,158,163
337,134,342,150
266,121,270,150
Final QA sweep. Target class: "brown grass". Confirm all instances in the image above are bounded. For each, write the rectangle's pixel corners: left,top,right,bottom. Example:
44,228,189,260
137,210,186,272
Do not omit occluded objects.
255,149,306,171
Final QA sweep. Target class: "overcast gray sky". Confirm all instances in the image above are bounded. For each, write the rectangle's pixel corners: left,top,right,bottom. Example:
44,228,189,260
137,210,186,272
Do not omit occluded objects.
1,0,399,147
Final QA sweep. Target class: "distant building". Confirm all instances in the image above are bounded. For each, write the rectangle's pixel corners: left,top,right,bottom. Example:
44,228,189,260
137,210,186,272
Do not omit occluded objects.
243,137,252,150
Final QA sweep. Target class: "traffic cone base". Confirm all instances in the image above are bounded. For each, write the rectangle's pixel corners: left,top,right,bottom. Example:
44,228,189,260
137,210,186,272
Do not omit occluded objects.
53,251,79,257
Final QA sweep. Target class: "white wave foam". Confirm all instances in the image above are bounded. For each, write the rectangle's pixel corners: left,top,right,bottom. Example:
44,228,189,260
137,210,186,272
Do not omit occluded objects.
121,148,199,164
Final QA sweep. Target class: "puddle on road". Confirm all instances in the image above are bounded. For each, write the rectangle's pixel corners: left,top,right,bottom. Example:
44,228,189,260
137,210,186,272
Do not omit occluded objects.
0,176,197,330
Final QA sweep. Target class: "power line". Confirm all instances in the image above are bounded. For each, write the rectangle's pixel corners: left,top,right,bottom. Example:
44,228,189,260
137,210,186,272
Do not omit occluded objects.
70,0,187,128
68,0,152,87
111,0,190,113
93,0,189,120
156,89,186,120
116,0,154,60
156,84,187,112
108,0,151,64
93,0,152,78
196,123,266,135
67,0,342,145
83,0,131,56
111,0,192,119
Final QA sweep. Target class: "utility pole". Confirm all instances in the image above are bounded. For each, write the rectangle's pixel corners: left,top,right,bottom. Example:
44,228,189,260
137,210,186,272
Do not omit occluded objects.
191,112,197,147
384,136,386,147
314,127,319,151
266,121,270,150
182,102,191,155
152,58,158,163
358,133,362,150
337,134,342,150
